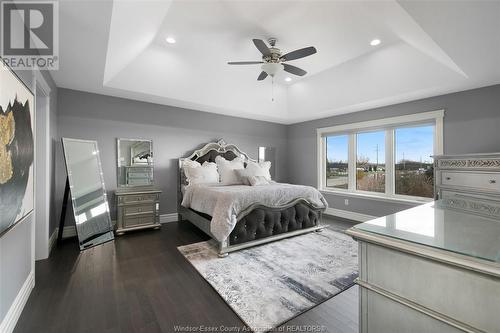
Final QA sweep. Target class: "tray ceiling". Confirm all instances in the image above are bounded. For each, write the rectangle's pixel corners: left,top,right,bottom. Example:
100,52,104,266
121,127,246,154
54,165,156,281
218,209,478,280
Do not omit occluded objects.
51,0,500,124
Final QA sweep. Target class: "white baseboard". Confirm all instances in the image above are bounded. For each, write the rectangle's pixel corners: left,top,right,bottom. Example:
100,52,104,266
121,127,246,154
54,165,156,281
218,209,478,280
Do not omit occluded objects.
160,213,179,224
61,225,77,238
0,270,35,333
324,207,377,222
48,228,58,255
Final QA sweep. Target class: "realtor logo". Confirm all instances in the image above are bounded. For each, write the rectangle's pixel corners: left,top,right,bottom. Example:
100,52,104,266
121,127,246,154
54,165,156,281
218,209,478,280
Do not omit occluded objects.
1,1,58,69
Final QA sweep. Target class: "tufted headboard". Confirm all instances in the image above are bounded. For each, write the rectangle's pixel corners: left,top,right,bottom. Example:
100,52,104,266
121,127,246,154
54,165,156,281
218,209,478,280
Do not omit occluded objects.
178,139,257,197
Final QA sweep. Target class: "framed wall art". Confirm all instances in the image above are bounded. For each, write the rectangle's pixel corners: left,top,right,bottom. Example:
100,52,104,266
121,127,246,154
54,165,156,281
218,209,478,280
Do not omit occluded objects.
0,61,35,237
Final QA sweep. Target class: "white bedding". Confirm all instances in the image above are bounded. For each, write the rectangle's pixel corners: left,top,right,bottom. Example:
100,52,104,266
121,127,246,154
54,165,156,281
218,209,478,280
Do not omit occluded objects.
181,183,328,241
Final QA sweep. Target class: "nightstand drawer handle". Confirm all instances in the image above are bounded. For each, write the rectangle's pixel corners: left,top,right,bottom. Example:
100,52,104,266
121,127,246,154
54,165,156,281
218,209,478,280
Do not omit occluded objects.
489,179,497,184
445,177,451,181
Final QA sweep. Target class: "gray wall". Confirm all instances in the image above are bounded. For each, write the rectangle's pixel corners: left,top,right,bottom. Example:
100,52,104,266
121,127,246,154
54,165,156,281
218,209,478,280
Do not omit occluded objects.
287,84,500,217
0,69,57,325
56,88,288,223
3,75,499,327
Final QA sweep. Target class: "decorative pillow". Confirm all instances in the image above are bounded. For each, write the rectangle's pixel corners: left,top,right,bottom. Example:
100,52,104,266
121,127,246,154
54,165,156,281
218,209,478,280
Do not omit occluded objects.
183,161,219,185
215,156,244,185
244,161,272,180
248,176,271,186
234,169,251,185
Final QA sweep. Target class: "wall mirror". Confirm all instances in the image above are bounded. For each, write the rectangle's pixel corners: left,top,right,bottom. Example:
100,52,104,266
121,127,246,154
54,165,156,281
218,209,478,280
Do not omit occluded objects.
117,138,154,187
61,138,114,250
258,146,276,179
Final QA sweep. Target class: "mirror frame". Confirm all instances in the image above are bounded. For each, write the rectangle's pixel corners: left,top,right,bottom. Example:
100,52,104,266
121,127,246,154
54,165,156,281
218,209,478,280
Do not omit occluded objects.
258,146,276,179
61,138,114,250
116,138,154,188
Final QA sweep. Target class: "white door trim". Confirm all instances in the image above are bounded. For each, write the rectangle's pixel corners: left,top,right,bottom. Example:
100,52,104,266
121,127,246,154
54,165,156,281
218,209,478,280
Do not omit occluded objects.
34,72,52,260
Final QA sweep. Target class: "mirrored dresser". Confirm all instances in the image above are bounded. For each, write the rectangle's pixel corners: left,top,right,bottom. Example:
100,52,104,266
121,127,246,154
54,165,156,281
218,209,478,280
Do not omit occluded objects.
346,152,500,333
347,198,500,333
115,138,161,235
434,152,500,201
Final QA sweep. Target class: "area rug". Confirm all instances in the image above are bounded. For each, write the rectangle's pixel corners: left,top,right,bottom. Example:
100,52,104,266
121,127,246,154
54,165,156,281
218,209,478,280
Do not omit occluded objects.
178,228,358,332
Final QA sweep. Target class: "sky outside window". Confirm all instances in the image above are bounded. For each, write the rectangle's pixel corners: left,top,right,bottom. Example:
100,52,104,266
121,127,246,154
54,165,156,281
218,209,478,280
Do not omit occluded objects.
326,135,348,163
357,131,385,165
395,125,434,163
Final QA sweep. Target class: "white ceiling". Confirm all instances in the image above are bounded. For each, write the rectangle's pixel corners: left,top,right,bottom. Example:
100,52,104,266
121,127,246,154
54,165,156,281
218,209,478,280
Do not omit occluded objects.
52,0,500,124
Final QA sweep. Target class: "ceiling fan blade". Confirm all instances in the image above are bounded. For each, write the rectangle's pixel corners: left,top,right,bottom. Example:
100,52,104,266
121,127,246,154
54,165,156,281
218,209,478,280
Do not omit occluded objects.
228,61,263,65
283,63,307,76
253,39,271,56
280,46,317,61
257,71,268,81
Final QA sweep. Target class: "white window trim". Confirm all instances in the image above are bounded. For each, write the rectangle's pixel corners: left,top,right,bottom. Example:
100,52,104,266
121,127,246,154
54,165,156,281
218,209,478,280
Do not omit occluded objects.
317,110,444,203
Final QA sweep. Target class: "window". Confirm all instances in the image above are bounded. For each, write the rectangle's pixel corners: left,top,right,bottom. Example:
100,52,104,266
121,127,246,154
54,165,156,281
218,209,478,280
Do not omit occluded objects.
395,125,434,198
356,131,385,193
318,110,443,201
326,135,349,189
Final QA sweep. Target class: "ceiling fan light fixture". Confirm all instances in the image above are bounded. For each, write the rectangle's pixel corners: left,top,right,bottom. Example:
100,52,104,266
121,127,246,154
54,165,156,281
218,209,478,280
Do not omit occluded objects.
261,63,283,77
285,77,292,82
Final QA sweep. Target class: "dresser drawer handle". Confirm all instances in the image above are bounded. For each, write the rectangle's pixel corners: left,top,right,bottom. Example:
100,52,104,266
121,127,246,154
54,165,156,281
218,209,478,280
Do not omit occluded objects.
489,179,497,184
445,177,451,181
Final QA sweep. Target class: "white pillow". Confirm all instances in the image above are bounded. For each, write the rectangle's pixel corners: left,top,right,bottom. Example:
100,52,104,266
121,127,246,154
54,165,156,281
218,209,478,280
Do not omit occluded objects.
248,175,271,186
234,169,271,186
183,161,219,185
215,156,244,185
245,161,272,180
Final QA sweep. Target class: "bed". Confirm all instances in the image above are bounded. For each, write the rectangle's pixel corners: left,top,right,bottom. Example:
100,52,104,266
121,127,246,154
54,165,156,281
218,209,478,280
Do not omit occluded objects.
177,139,327,257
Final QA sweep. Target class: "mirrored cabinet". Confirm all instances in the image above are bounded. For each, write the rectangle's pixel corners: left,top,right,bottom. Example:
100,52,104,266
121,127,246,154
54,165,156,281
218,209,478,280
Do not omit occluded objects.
115,138,161,235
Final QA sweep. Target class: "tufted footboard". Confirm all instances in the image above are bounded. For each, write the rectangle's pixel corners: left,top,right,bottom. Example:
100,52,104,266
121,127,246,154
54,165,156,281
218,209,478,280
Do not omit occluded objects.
228,201,322,245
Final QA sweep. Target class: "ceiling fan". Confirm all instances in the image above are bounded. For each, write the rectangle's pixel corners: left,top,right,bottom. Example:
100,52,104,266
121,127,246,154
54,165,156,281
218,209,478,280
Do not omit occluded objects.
228,38,317,81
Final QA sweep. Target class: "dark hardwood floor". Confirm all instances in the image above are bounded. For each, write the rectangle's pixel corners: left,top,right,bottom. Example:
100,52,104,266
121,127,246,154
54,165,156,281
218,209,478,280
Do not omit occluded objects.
15,218,359,333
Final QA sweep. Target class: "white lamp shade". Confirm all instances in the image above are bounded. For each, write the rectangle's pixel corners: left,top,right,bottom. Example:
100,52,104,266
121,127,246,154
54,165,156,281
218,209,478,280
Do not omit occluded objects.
261,63,284,77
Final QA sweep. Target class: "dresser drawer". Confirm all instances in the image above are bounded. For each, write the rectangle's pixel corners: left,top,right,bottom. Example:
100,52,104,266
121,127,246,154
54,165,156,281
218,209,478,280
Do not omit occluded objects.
121,193,157,204
128,172,151,178
126,167,151,173
127,178,152,186
362,288,460,333
439,171,500,194
123,214,155,228
363,243,500,333
124,205,155,216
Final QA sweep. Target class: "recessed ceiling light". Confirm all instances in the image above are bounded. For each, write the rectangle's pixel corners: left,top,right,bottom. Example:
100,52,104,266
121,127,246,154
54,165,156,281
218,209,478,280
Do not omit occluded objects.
370,39,381,46
285,77,292,82
166,37,176,44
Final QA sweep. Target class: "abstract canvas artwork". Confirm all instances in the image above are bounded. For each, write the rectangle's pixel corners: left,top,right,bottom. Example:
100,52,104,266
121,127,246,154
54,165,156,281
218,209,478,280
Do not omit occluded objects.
0,62,34,237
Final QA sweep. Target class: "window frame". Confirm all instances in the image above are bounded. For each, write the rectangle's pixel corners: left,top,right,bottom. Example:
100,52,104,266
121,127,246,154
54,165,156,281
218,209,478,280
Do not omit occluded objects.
317,110,444,203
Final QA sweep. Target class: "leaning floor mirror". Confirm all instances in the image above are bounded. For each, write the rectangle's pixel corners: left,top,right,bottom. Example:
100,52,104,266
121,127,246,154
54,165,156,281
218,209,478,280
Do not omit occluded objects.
61,138,114,250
